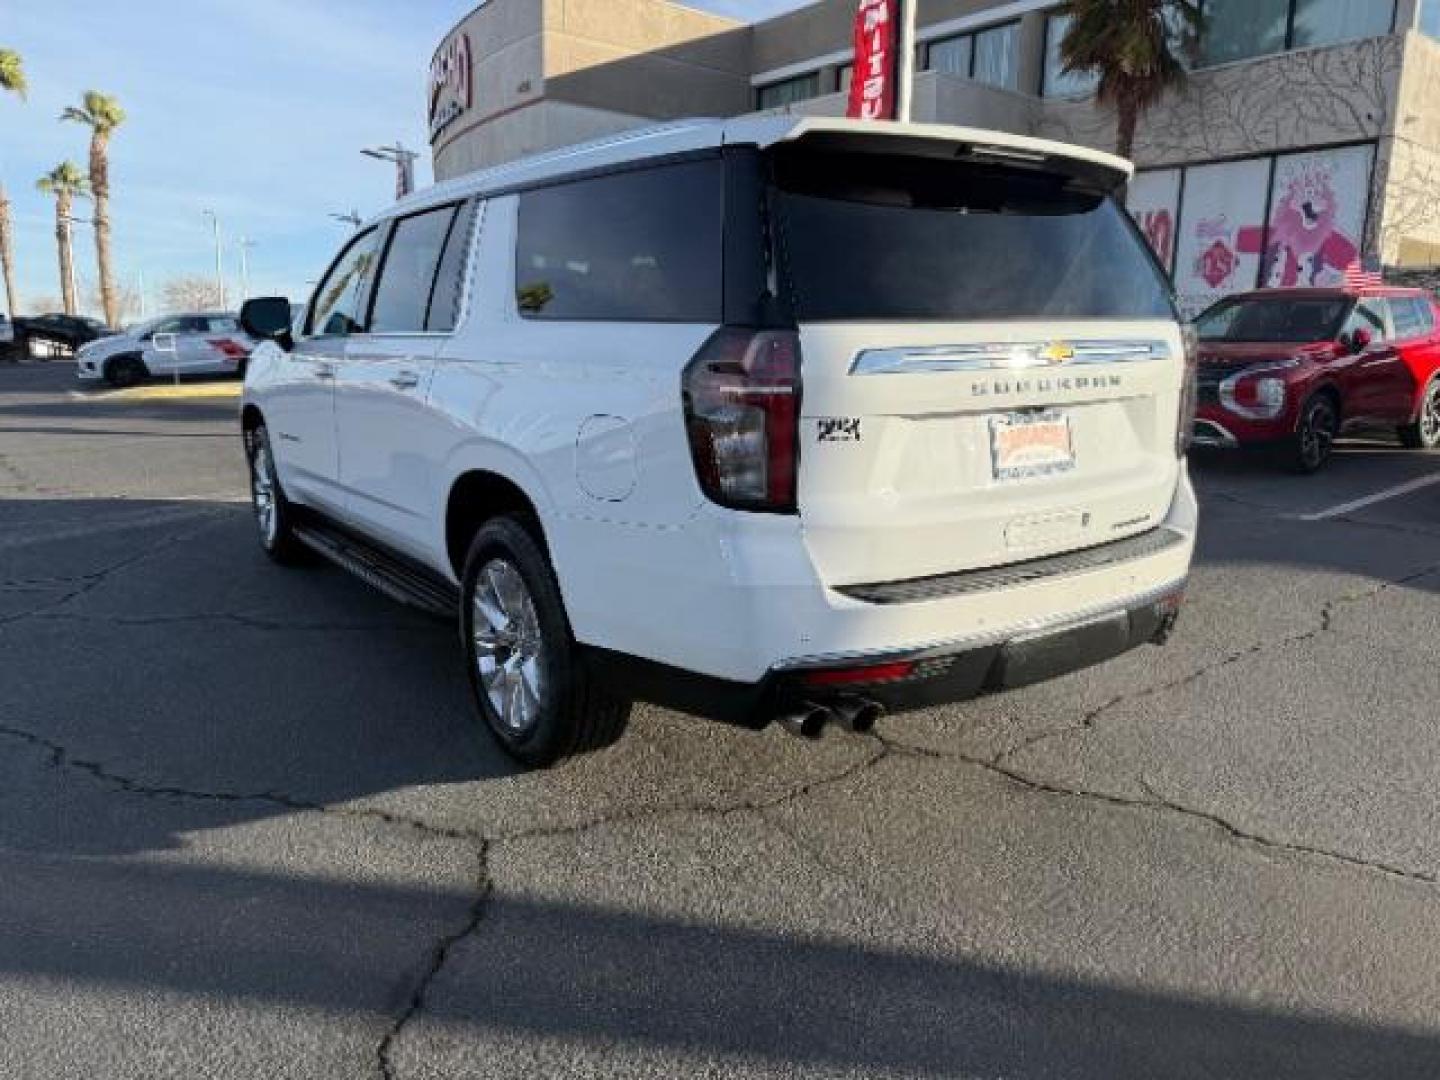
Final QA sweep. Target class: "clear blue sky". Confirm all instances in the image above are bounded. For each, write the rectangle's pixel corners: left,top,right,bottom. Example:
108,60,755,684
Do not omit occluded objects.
1,0,810,317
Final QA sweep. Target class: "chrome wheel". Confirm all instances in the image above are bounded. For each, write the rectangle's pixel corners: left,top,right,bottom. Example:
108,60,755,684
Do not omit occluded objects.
1421,383,1440,446
471,559,545,735
250,435,278,546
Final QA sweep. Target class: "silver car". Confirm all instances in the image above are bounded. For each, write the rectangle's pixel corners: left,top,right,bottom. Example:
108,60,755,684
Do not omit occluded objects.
76,312,254,387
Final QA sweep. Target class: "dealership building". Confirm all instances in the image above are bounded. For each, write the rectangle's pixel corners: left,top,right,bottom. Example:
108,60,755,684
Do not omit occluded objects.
429,0,1440,314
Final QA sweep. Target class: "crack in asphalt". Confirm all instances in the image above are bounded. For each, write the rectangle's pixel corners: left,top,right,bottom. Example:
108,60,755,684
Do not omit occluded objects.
0,517,230,629
993,560,1440,768
0,717,487,844
376,846,494,1080
0,709,888,1080
877,735,1440,892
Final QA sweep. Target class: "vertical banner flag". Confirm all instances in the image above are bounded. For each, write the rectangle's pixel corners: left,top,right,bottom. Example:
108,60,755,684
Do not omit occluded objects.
847,0,900,120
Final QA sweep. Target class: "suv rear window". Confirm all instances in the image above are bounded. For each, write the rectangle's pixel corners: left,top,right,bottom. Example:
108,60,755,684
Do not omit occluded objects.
515,159,723,322
768,147,1175,322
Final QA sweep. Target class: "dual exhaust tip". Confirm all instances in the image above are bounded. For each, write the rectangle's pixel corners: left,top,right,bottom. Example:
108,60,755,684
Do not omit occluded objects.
776,698,883,739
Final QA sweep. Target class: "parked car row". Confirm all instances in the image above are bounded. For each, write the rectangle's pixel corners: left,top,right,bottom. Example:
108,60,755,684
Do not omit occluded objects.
1,311,112,360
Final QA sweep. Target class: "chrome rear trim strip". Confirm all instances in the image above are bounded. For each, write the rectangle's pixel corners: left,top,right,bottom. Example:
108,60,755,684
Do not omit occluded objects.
851,339,1170,376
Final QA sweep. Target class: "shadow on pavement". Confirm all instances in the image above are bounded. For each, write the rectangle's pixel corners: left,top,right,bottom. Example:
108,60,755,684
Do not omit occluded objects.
1,858,1437,1079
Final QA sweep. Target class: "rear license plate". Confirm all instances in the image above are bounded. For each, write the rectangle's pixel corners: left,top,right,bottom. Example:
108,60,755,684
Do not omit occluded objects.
989,411,1075,482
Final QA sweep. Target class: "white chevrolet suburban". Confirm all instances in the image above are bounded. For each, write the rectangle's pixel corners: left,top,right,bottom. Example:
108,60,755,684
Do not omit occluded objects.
239,117,1198,767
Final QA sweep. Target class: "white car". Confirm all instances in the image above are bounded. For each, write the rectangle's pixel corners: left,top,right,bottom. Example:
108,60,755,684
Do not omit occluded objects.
240,116,1198,766
76,313,253,386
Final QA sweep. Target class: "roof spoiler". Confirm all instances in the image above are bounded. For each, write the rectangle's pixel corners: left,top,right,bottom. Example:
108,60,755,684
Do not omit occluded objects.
752,118,1133,195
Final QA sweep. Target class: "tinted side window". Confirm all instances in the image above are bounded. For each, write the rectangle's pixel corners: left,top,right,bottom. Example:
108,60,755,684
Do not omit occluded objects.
515,158,723,322
1390,298,1426,340
207,316,239,333
370,205,459,333
427,199,478,332
309,228,380,337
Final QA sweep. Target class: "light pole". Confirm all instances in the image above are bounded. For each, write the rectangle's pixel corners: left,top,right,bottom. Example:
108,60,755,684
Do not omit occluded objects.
202,209,226,309
361,142,419,199
897,0,918,123
237,236,257,302
59,212,91,317
330,209,363,229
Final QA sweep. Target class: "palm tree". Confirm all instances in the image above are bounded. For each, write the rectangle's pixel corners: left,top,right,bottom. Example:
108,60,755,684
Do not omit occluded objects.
62,92,126,327
36,162,90,316
0,49,25,98
0,49,25,320
1056,0,1202,162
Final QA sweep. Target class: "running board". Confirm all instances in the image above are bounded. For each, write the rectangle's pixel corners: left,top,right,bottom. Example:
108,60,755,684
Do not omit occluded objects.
293,522,458,619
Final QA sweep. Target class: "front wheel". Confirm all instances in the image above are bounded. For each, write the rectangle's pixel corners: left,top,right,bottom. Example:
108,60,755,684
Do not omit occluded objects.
104,354,147,388
461,516,631,767
245,424,308,564
1285,394,1339,474
1399,378,1440,450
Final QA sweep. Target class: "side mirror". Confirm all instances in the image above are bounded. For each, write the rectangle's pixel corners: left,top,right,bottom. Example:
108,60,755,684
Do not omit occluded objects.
1346,328,1372,355
240,296,294,351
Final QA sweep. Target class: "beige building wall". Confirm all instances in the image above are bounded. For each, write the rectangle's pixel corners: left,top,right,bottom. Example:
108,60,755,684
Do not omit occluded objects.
544,0,751,118
430,0,1440,273
1035,36,1405,168
434,100,654,180
433,0,749,178
1374,32,1440,264
430,0,546,179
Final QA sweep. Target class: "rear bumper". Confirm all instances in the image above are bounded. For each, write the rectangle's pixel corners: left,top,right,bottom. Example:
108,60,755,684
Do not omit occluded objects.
589,578,1186,727
562,468,1197,687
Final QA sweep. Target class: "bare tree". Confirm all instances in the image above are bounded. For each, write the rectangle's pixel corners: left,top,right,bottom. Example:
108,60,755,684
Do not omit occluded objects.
161,274,224,312
84,278,141,322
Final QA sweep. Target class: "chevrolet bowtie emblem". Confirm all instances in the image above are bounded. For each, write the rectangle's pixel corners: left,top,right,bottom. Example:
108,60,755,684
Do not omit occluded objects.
1040,342,1076,365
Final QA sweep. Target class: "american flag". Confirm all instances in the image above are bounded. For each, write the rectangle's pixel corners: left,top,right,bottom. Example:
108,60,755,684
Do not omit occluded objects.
1343,256,1384,289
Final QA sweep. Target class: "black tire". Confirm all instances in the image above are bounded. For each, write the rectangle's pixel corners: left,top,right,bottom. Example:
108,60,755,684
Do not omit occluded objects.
460,515,631,767
1399,377,1440,450
103,353,148,388
244,423,309,565
1284,393,1339,474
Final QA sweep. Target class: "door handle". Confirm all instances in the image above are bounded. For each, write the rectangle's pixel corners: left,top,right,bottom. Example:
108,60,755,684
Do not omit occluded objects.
389,371,420,390
313,363,335,380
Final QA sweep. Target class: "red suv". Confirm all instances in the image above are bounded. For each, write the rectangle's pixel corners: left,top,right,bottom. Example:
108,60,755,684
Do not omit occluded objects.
1191,287,1440,472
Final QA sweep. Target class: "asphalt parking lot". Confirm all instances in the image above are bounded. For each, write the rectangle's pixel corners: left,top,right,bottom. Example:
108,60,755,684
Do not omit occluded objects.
3,359,1440,1079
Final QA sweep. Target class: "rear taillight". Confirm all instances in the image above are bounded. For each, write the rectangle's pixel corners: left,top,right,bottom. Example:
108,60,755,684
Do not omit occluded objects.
682,328,801,513
1176,325,1199,458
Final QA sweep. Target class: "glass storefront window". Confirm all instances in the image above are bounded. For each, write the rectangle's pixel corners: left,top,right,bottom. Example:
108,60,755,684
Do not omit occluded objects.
1421,0,1440,39
837,64,853,96
973,23,1019,90
1201,0,1290,65
927,34,973,77
1291,0,1393,49
1043,14,1101,98
756,72,819,110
